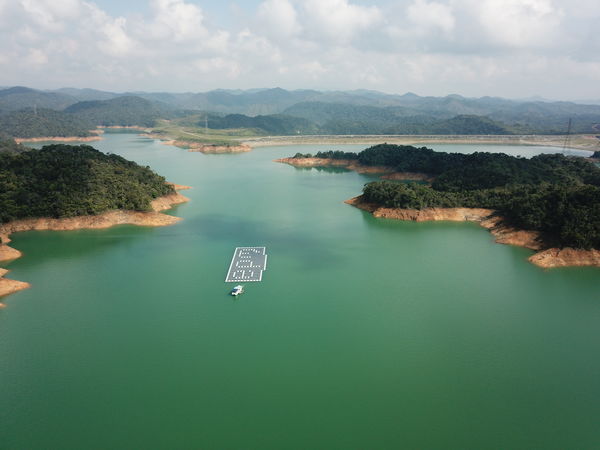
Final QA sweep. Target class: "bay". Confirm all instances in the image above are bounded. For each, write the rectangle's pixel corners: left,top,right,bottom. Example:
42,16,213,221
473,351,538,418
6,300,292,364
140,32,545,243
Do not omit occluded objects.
1,133,599,449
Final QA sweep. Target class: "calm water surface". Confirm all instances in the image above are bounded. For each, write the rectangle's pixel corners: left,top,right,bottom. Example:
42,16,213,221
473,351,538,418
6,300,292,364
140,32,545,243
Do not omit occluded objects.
1,134,599,449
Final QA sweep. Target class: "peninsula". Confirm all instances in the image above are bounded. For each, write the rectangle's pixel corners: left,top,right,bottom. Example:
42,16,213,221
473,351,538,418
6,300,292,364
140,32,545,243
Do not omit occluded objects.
0,144,190,301
281,144,600,268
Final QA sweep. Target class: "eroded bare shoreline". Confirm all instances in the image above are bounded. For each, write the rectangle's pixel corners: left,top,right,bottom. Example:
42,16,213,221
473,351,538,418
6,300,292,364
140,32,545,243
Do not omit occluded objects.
345,196,600,269
0,185,191,302
15,135,103,143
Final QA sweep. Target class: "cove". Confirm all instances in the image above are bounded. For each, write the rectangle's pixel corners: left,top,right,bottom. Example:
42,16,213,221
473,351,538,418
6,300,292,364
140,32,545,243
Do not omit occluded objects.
1,133,599,449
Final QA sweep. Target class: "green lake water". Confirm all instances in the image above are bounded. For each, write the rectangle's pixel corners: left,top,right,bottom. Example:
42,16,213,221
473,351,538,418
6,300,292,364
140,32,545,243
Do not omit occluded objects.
1,134,599,449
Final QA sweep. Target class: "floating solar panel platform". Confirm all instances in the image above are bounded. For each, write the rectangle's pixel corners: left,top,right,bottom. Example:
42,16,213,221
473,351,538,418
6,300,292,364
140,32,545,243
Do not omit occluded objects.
225,247,268,282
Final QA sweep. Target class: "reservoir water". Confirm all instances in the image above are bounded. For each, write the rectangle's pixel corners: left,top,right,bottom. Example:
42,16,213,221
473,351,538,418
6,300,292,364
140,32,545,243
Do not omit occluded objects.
1,133,599,449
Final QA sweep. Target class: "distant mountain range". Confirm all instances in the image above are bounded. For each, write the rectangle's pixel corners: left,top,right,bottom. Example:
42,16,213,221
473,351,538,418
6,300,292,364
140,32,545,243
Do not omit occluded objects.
1,86,599,137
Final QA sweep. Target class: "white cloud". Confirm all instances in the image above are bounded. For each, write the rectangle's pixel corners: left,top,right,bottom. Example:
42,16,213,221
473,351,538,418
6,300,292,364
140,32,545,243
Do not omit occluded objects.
0,0,596,98
20,0,82,31
469,0,563,48
407,0,455,34
149,0,206,42
301,0,382,42
257,0,301,38
299,60,328,78
99,16,134,56
25,48,48,66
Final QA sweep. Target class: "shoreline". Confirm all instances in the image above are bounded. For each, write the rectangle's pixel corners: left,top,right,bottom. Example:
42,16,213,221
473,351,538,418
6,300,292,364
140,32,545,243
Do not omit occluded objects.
99,125,148,131
274,157,433,181
246,134,598,152
15,134,103,144
345,196,600,269
0,185,191,302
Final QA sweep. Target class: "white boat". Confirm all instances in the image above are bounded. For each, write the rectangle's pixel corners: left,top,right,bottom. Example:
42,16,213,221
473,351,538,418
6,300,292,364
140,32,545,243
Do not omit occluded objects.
230,285,244,296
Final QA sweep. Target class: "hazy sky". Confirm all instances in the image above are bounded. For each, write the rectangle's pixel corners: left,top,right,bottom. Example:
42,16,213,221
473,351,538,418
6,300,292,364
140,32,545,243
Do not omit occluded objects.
1,0,599,99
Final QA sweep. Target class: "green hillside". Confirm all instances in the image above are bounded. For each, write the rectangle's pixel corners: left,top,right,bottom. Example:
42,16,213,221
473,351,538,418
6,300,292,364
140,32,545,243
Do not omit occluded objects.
64,96,174,127
0,144,174,223
203,107,519,135
0,108,93,138
209,113,319,135
0,87,77,112
338,144,600,249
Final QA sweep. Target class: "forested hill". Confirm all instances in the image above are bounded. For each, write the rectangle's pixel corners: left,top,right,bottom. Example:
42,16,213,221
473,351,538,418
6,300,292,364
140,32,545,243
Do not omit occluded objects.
0,86,77,112
214,102,520,135
283,101,597,134
306,144,600,249
208,113,319,135
0,109,93,138
64,96,174,127
203,110,518,135
0,144,174,223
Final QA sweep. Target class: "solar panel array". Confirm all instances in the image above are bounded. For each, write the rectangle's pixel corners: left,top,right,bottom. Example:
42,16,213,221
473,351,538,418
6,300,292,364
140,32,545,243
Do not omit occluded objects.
225,247,268,282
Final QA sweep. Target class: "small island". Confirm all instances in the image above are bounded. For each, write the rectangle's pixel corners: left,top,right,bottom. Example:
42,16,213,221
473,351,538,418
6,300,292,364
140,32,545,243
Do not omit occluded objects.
280,144,600,268
0,144,190,301
159,139,251,154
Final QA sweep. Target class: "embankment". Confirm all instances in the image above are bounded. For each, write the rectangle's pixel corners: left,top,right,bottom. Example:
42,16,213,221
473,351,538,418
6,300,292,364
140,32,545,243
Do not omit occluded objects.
248,134,599,151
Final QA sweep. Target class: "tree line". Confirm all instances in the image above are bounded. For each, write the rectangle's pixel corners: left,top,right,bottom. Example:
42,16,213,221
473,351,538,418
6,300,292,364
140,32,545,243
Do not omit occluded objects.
0,144,174,223
0,133,26,153
0,108,93,138
348,144,600,249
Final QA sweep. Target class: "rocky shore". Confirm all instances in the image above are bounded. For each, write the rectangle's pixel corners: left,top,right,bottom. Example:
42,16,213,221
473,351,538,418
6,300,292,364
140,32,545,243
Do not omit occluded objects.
0,186,190,302
345,195,600,269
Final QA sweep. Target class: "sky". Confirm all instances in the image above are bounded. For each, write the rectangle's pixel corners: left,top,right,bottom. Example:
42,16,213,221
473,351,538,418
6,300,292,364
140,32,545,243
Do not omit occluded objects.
1,0,599,99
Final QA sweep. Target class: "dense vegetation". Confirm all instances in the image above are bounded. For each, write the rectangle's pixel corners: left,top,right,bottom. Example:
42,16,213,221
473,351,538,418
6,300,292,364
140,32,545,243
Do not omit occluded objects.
0,108,93,138
209,113,319,135
293,150,359,159
64,96,174,127
0,144,174,223
343,144,600,249
0,134,27,153
197,106,527,135
283,100,600,134
355,144,600,188
282,102,595,135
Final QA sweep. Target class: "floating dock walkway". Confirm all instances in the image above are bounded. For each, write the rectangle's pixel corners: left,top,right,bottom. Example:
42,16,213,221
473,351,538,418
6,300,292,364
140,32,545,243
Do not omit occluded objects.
225,247,268,282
